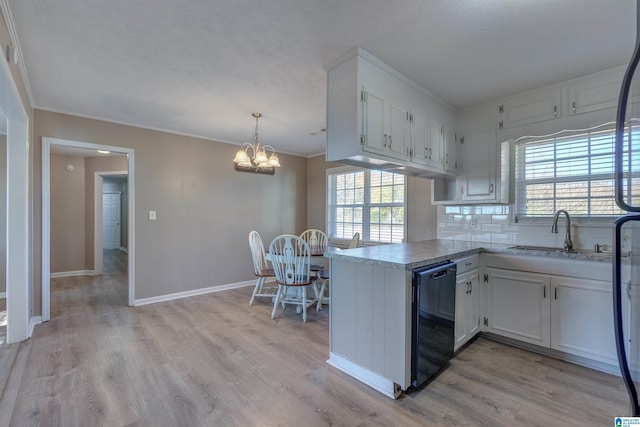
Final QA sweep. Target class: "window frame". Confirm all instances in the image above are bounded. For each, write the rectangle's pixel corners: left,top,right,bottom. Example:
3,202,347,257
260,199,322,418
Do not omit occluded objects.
514,125,640,219
326,166,407,244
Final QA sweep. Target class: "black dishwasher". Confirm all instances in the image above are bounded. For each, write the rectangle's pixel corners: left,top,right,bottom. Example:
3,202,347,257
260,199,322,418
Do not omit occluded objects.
411,261,457,388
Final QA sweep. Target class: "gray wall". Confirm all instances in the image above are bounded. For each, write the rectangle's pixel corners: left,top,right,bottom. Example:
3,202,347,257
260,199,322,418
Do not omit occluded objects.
50,154,86,272
33,109,308,309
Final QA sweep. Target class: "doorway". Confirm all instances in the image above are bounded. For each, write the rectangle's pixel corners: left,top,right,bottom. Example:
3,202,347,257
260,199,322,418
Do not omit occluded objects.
42,137,135,322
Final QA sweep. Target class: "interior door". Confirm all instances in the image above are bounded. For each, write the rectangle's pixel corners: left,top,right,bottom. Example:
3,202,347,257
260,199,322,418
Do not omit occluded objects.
103,192,121,250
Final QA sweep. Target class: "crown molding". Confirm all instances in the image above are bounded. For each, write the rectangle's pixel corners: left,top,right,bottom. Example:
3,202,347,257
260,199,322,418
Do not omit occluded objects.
0,0,34,107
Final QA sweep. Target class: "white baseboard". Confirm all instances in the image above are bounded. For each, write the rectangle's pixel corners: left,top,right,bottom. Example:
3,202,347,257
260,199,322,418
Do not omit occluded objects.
119,246,128,253
50,270,96,278
0,292,5,298
134,280,255,306
327,352,402,399
29,316,42,337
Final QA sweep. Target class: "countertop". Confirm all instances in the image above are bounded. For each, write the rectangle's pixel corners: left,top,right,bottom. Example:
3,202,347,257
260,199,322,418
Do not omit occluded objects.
324,239,616,270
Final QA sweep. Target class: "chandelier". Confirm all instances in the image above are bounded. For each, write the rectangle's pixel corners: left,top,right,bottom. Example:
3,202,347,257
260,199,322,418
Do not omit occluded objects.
233,113,281,173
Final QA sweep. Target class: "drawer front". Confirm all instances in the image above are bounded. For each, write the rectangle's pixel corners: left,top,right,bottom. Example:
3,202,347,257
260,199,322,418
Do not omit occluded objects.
455,255,479,275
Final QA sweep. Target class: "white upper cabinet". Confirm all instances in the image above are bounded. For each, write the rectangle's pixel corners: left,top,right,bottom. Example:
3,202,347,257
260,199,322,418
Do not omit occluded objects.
459,125,497,200
567,70,622,116
499,87,562,129
325,48,455,177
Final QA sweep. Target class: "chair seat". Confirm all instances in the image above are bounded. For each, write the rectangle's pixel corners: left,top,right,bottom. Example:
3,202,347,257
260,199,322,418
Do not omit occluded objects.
256,268,275,277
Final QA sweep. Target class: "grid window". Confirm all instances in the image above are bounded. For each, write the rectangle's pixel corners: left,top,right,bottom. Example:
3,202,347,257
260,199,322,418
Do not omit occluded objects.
327,168,405,243
515,127,640,217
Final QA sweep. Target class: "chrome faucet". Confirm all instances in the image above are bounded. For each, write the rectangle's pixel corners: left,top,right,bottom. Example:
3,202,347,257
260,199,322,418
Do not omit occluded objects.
551,209,573,252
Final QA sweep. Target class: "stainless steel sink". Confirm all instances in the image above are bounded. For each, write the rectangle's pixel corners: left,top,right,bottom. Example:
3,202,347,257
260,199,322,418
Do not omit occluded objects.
508,245,609,256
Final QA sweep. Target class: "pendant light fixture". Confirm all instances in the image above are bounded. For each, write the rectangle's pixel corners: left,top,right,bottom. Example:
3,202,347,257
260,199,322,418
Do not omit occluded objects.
233,113,281,174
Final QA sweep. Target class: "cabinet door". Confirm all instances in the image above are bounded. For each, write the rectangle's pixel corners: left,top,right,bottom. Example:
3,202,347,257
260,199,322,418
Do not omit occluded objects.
499,88,561,128
460,125,497,200
567,73,621,116
455,273,470,350
410,112,429,166
444,127,457,173
486,268,550,347
467,271,481,338
428,119,444,169
362,90,386,155
550,276,617,365
388,104,410,160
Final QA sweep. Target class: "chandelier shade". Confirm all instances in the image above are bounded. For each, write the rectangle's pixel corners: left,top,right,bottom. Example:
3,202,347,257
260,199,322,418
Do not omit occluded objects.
233,113,281,174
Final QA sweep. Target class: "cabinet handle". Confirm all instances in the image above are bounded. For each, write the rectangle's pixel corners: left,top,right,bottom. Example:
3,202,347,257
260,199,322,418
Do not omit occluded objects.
388,135,392,147
489,183,494,193
469,281,472,294
554,287,557,300
543,285,546,298
384,134,388,147
572,101,576,113
445,153,448,165
554,105,558,117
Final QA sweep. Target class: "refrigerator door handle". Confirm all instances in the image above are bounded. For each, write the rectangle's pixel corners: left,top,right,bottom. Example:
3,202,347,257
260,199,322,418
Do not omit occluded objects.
614,215,640,416
615,0,640,212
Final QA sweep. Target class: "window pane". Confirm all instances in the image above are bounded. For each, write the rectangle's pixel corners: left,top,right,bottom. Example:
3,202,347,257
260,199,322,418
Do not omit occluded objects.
516,127,634,217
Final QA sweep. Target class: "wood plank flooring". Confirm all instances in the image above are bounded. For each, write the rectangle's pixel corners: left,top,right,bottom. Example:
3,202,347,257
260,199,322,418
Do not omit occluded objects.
0,250,631,425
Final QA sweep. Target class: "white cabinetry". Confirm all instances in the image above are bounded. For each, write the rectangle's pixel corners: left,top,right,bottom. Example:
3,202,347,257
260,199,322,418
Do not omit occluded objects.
567,71,622,116
455,269,480,351
498,88,562,129
454,255,481,351
550,276,617,365
443,127,457,173
326,48,455,177
432,127,509,204
486,268,550,347
485,260,618,367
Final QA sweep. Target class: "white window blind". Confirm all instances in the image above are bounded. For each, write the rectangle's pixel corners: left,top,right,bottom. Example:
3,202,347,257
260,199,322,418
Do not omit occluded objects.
327,167,406,243
515,126,640,217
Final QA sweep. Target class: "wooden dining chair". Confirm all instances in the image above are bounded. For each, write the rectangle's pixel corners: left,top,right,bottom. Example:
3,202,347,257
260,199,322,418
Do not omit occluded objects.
299,229,328,255
269,234,318,322
349,232,360,249
248,231,277,306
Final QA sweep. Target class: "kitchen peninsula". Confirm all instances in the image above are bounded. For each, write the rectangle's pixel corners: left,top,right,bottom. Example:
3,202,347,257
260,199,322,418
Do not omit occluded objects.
324,240,620,399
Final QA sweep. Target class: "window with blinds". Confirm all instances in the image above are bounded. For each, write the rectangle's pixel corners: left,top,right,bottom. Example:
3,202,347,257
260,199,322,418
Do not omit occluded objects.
327,167,406,243
515,127,640,217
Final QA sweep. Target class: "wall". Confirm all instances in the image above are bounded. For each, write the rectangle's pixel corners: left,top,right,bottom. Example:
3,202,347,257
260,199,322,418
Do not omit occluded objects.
50,154,86,272
306,154,438,243
33,109,308,307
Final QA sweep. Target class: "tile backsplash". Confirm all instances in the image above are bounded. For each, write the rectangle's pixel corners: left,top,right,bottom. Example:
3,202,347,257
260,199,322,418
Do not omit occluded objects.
437,205,625,253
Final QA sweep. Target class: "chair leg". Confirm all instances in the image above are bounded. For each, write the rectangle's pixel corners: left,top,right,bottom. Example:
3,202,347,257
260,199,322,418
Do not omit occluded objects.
271,285,283,319
249,276,264,306
302,286,307,323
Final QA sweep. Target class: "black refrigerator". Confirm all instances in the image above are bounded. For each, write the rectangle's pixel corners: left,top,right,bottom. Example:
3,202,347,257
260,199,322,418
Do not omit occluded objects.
614,0,640,416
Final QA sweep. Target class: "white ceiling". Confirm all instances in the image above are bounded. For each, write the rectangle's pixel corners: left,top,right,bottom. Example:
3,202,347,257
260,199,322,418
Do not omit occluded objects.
7,0,637,157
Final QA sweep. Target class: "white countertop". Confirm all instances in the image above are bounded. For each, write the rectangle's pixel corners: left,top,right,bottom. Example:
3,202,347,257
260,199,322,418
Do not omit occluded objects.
324,239,615,270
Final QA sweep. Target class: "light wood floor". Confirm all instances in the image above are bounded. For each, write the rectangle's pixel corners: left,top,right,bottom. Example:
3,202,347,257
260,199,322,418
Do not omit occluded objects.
0,250,631,425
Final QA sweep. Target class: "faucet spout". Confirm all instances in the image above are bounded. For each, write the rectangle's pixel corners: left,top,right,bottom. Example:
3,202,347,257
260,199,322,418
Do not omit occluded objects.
551,209,573,251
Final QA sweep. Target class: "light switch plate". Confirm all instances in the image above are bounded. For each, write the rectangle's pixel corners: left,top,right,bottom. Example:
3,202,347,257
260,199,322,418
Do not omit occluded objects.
149,210,157,220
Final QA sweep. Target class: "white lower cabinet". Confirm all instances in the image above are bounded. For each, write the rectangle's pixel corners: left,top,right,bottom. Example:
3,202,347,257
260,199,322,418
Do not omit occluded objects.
550,276,617,365
486,268,550,347
486,267,616,365
455,269,480,351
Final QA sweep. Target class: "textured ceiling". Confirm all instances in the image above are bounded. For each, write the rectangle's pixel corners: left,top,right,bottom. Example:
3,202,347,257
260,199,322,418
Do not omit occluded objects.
7,0,636,156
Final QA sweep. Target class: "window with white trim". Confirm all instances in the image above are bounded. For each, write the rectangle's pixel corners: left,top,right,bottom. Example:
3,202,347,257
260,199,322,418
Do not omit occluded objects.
515,126,640,217
327,167,406,243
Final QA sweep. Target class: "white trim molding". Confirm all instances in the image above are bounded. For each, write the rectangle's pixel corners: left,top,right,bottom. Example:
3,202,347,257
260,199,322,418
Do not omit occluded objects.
0,292,6,298
119,247,128,254
42,137,136,321
29,316,42,337
50,270,96,279
327,352,402,399
134,280,255,306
